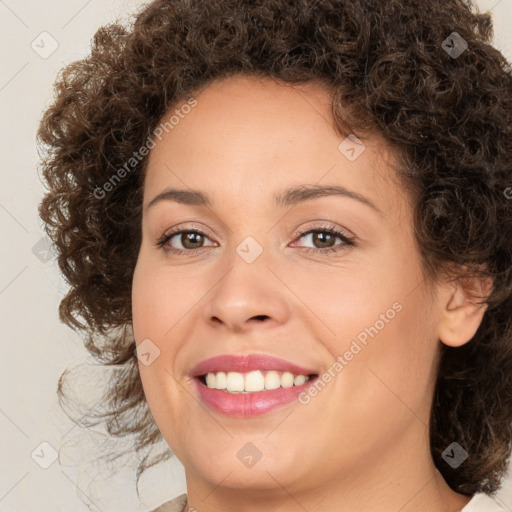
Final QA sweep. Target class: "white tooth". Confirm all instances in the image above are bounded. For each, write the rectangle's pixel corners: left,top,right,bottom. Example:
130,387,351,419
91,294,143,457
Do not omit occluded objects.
205,370,311,392
214,371,227,389
226,372,244,392
281,372,294,388
244,370,265,392
206,373,216,388
264,370,281,390
293,374,307,386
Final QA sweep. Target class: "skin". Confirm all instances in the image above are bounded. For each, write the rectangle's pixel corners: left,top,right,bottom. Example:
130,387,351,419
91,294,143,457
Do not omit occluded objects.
131,75,489,512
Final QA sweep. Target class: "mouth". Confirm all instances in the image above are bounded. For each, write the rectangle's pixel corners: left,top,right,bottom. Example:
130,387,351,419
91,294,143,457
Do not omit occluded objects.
190,354,320,417
196,370,319,393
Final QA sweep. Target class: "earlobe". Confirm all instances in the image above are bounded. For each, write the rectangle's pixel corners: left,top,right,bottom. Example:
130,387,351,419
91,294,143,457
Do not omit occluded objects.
437,273,493,348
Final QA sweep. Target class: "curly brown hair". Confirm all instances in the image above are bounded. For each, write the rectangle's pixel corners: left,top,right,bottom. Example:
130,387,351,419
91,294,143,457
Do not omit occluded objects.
37,0,512,497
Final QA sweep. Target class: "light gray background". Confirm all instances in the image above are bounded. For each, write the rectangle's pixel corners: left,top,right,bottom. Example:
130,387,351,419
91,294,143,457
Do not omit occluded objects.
1,0,511,510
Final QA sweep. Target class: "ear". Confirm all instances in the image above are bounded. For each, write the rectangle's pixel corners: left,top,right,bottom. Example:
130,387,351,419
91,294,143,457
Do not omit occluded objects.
437,270,493,348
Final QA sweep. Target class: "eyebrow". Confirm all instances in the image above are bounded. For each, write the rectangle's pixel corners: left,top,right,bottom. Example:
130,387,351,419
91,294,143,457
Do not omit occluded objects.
145,184,382,215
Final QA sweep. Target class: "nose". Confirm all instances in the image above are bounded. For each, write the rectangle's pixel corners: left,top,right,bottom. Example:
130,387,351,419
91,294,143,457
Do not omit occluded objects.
201,253,291,333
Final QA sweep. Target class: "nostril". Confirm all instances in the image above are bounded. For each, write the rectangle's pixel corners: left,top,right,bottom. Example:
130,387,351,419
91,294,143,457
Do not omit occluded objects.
252,315,269,321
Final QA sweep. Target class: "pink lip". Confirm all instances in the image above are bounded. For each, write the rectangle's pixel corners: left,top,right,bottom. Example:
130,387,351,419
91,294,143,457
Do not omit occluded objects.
190,354,318,377
190,354,319,417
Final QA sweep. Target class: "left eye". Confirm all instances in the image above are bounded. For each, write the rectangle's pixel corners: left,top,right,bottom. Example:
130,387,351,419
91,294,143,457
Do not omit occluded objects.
291,227,355,253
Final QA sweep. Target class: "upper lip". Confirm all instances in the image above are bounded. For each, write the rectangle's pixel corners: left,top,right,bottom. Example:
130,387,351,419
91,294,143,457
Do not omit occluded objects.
190,354,319,377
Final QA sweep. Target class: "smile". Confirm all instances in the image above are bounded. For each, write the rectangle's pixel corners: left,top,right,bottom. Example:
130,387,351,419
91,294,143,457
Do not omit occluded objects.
200,370,311,393
190,354,320,417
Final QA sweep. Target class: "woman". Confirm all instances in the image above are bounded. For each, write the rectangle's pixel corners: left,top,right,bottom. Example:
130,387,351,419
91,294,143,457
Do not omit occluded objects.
37,0,512,511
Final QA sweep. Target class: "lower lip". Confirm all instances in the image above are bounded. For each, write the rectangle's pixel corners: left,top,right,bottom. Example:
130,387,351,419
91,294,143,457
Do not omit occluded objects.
193,377,318,417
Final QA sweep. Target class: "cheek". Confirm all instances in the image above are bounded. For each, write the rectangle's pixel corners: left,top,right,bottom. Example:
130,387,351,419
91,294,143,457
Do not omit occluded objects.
296,246,438,412
131,254,206,405
363,290,440,402
131,255,200,342
329,287,439,442
285,259,410,353
131,255,153,340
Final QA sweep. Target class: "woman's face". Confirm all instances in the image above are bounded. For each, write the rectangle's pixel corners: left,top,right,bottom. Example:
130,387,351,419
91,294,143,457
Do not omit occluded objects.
132,75,446,501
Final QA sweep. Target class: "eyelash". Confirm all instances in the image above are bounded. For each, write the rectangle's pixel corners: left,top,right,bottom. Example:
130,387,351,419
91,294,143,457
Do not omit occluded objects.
155,224,356,256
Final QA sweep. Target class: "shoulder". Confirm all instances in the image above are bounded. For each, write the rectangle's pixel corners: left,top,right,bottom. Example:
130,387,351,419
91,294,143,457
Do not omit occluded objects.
462,493,507,512
150,493,188,512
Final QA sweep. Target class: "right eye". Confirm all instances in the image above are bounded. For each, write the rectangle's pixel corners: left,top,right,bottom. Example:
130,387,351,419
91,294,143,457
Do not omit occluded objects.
155,228,217,254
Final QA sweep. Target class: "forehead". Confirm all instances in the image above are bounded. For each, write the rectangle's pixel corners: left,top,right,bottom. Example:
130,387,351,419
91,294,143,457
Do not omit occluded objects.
143,75,407,220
